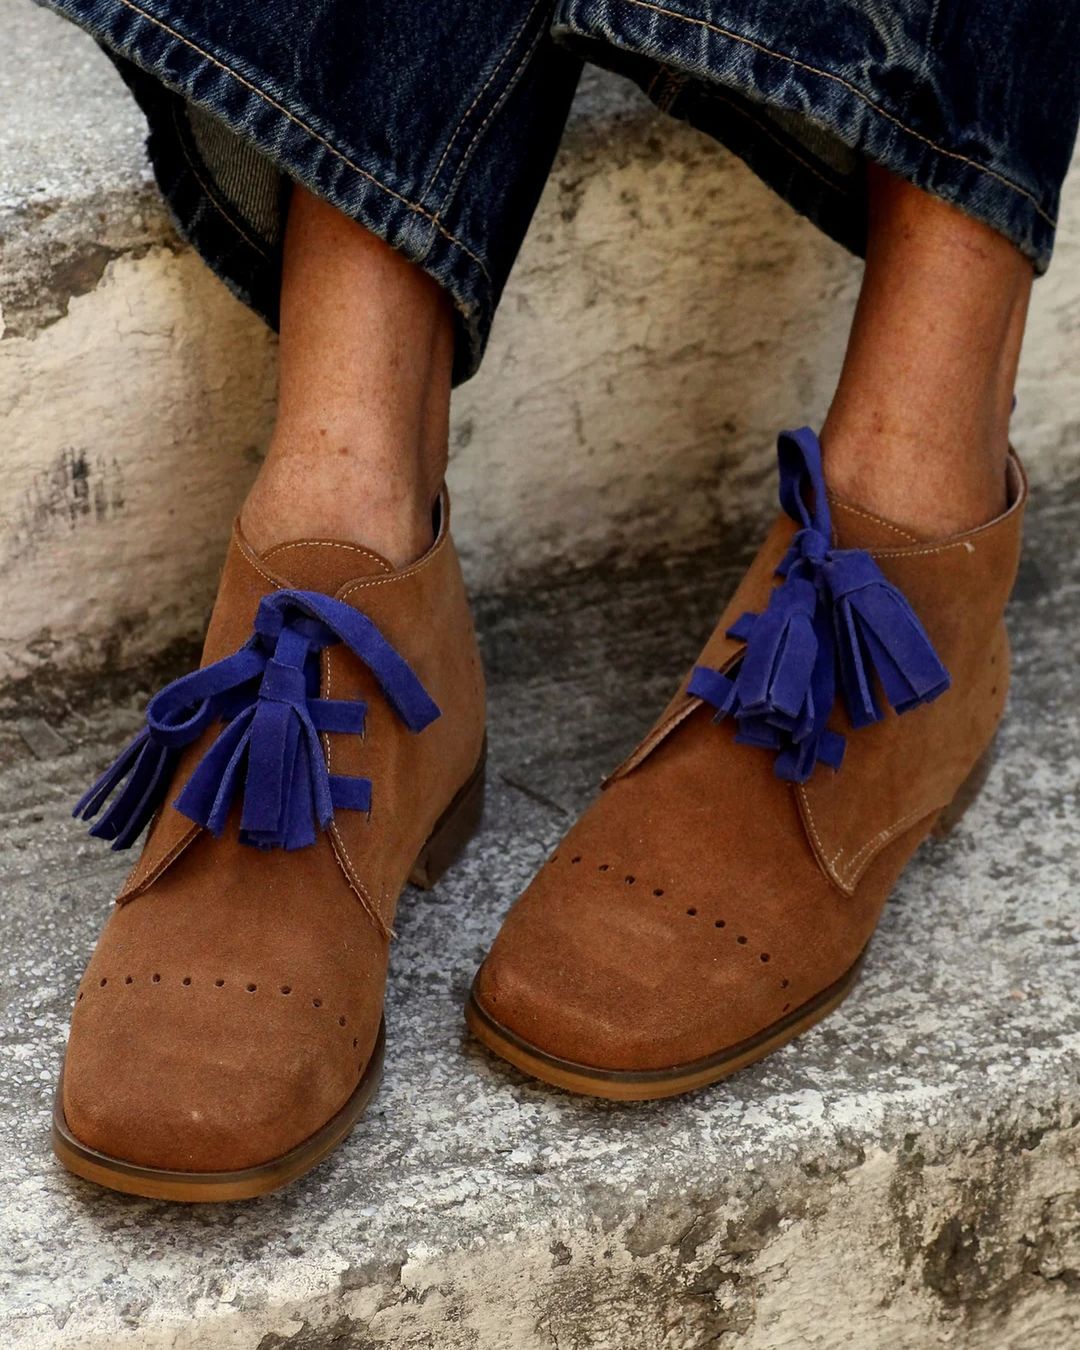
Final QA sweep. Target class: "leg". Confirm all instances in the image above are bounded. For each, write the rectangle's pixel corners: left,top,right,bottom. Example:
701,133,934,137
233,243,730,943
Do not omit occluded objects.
55,0,584,1199
240,184,455,568
60,188,486,1199
821,165,1033,537
467,175,1032,1100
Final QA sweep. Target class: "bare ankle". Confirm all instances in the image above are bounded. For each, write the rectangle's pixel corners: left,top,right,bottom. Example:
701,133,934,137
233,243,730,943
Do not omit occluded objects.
250,185,455,569
821,414,1010,537
240,441,438,568
819,168,1030,539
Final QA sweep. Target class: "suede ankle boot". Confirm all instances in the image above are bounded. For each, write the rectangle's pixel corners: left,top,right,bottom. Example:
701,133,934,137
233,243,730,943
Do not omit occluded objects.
468,429,1025,1098
55,492,485,1199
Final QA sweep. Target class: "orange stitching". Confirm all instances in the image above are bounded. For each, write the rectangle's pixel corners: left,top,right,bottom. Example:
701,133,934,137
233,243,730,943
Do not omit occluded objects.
238,546,288,590
618,0,1057,228
809,787,941,887
313,501,451,931
796,784,852,894
120,825,198,897
836,803,938,885
110,0,493,283
329,821,391,938
262,539,393,573
338,534,446,601
439,19,549,216
865,467,1024,559
867,540,977,561
324,531,447,932
829,497,920,543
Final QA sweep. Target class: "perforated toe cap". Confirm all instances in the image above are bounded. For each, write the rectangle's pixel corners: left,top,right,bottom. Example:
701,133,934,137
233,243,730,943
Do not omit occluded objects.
62,965,374,1173
474,850,801,1074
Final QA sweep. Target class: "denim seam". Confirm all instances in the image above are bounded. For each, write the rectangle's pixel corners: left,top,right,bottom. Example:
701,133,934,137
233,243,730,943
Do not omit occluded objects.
615,0,1057,228
169,99,271,260
107,0,494,283
437,15,551,220
421,0,546,209
921,0,944,85
699,84,849,198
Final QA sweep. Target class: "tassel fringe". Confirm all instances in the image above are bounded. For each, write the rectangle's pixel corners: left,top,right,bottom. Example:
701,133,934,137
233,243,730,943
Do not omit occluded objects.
691,427,949,783
75,589,440,851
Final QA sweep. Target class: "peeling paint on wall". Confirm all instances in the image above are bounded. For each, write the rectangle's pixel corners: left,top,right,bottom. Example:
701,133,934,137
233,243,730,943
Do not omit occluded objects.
4,447,125,567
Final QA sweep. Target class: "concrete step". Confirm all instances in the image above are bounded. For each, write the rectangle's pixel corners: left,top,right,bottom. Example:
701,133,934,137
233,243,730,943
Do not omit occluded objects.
1,466,1078,1348
3,2,1080,695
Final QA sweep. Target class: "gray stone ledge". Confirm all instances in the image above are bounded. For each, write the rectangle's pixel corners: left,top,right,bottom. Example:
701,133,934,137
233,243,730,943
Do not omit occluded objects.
1,3,641,340
0,474,1077,1348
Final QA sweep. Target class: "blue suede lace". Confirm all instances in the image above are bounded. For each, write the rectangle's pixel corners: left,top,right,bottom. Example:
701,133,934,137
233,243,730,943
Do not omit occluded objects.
688,428,949,783
74,588,440,851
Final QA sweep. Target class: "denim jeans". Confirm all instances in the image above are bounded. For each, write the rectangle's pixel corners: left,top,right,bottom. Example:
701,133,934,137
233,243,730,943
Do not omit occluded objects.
40,0,582,381
554,0,1080,279
43,0,1079,380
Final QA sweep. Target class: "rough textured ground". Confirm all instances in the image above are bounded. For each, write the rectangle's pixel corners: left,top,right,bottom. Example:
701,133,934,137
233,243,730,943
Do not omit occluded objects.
1,472,1077,1349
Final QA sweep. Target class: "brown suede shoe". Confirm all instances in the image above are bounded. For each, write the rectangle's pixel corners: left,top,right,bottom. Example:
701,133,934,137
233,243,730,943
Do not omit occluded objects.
468,430,1026,1099
55,492,485,1199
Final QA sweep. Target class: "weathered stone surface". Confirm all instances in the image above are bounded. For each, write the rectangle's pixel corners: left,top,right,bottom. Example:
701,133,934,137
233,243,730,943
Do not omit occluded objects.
3,2,1080,686
0,473,1076,1348
0,3,168,339
3,4,1079,1343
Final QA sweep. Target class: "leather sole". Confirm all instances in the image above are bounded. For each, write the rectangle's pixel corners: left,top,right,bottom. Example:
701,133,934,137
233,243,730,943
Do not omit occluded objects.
465,954,866,1101
53,747,486,1202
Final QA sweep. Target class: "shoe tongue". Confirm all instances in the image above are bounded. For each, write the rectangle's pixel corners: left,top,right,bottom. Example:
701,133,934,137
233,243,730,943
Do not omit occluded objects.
256,537,395,593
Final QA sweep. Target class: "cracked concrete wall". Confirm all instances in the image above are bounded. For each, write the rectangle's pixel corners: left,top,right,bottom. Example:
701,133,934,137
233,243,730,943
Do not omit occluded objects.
2,17,1079,687
0,247,277,684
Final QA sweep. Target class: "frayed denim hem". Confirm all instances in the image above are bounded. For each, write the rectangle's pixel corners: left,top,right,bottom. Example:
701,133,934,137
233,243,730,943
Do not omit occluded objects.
118,56,491,383
554,0,1067,273
41,0,580,382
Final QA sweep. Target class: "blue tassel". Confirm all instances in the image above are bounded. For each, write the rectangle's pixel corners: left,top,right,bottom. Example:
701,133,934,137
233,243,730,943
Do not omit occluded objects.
75,589,439,851
728,577,819,737
691,428,949,783
826,550,949,726
72,728,182,850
